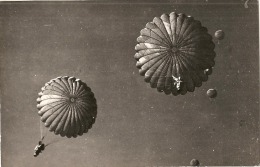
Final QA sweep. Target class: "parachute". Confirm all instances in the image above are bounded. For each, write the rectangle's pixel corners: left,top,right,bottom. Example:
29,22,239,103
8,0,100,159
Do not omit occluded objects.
134,12,216,95
206,88,217,98
37,76,97,138
214,30,225,40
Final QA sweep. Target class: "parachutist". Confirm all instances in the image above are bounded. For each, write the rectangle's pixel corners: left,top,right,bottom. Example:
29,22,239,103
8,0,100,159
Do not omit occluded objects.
34,141,45,157
172,75,183,91
135,12,215,95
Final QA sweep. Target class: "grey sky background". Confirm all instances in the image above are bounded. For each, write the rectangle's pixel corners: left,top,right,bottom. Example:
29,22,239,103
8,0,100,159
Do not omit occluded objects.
0,1,259,166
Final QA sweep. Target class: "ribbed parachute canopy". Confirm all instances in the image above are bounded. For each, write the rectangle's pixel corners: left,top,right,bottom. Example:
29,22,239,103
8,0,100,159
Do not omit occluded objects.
134,12,216,95
37,76,97,138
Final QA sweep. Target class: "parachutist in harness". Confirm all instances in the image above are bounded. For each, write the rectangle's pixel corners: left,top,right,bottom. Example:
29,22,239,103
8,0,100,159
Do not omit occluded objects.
34,141,45,157
172,75,183,91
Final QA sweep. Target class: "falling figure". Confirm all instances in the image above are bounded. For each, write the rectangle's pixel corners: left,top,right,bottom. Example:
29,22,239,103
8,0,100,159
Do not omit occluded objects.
172,75,183,91
34,141,45,157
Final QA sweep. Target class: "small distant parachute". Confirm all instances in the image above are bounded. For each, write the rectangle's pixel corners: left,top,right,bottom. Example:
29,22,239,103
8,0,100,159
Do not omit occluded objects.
190,159,200,166
214,30,225,40
207,88,217,98
37,76,97,138
134,12,216,95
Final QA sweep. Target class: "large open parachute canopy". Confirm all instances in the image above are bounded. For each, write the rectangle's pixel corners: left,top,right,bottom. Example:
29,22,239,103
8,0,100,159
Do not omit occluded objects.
134,12,216,95
37,76,97,138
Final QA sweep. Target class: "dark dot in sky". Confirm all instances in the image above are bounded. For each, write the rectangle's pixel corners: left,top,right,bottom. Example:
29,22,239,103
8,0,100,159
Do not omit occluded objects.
239,120,246,127
207,89,217,98
190,159,200,166
226,45,233,53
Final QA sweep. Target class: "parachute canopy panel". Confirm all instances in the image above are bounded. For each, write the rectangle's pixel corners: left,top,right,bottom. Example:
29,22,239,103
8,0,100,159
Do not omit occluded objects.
37,76,97,138
134,12,216,95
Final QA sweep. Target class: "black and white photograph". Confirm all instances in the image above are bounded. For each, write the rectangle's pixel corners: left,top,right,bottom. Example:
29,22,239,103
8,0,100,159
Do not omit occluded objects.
0,0,259,166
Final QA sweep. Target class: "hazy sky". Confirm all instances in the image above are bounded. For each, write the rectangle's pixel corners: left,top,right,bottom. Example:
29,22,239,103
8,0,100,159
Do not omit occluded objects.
1,1,259,166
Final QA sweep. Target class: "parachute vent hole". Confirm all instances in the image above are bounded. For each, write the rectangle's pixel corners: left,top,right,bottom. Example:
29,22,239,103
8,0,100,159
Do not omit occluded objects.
171,47,178,53
170,46,179,54
70,97,75,103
